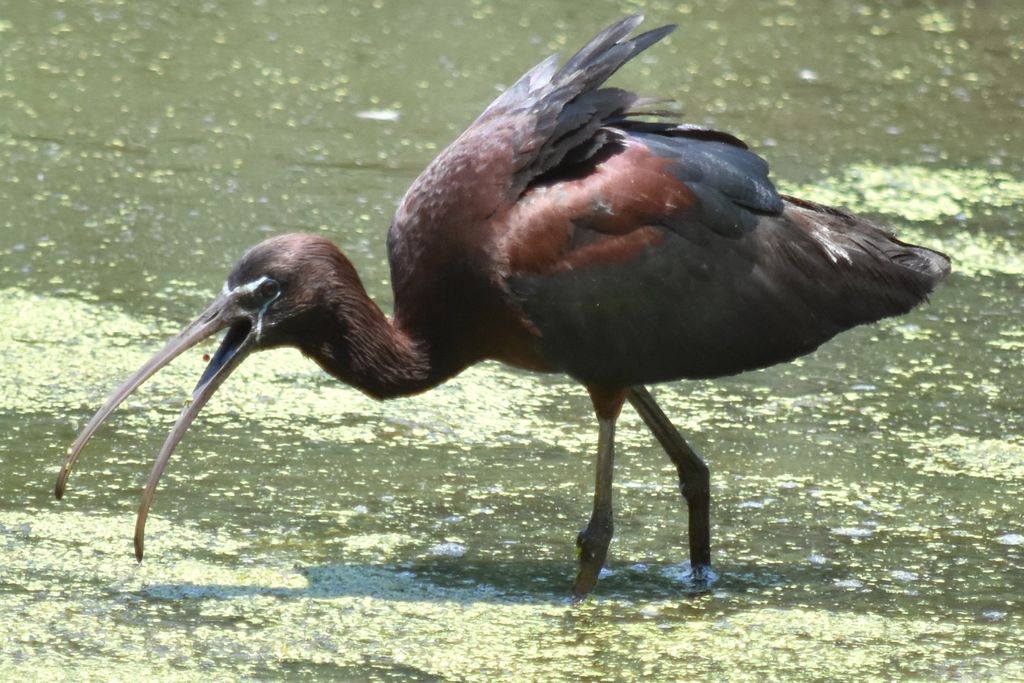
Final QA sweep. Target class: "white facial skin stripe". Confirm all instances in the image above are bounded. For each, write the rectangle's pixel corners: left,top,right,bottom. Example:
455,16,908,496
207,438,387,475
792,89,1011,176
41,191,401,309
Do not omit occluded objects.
224,276,280,342
235,276,271,295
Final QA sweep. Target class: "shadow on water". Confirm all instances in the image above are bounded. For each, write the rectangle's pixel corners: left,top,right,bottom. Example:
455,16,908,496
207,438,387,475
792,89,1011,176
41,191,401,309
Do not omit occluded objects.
249,659,444,683
133,557,815,608
131,546,1009,619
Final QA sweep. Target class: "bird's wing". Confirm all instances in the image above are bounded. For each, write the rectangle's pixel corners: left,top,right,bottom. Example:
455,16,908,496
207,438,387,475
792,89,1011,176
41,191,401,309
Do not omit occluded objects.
388,16,675,260
387,15,686,328
501,127,949,387
385,15,948,385
478,15,677,196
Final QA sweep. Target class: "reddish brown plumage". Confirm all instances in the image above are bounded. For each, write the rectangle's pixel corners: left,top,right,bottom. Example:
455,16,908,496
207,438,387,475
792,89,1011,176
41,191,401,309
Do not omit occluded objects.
500,143,688,273
59,16,950,598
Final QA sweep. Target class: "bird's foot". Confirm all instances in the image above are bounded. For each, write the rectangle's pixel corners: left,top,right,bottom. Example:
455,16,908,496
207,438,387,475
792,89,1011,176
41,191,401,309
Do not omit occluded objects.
679,561,717,589
571,525,611,602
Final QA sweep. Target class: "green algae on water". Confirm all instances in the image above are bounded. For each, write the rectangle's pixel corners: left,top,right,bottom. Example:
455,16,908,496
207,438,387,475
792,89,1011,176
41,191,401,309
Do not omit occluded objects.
2,509,1022,682
782,164,1024,277
782,164,1024,223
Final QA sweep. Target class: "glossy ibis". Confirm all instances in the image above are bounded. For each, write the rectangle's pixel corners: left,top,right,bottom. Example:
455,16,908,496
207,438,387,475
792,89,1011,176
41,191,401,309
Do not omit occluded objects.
57,15,950,599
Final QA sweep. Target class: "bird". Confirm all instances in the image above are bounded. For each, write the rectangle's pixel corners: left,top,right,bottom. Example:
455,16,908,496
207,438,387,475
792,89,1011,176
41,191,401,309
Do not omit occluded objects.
56,15,950,600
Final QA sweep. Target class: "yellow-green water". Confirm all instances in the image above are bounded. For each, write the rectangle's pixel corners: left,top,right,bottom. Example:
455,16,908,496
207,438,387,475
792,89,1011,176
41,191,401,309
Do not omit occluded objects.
2,1,1022,680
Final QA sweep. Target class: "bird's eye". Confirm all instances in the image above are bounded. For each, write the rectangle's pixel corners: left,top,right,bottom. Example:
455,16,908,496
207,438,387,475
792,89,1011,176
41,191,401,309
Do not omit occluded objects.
256,278,280,301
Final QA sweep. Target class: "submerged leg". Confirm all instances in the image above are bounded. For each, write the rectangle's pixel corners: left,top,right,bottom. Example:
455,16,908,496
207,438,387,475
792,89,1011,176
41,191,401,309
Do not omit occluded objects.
572,415,617,600
573,387,626,601
627,385,712,577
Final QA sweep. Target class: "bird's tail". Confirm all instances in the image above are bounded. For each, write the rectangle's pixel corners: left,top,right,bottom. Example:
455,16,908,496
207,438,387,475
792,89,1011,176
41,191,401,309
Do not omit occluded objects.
781,195,951,322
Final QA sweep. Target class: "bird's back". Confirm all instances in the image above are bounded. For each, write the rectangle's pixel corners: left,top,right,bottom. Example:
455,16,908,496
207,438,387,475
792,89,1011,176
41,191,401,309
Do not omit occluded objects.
507,192,949,386
384,16,949,386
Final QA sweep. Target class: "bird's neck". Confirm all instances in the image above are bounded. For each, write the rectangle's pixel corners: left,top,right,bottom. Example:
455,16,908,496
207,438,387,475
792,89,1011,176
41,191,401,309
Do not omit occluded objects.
302,286,436,400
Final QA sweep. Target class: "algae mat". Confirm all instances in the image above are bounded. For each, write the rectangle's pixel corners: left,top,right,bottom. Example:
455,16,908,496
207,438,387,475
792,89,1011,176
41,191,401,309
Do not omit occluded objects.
3,0,1024,680
1,269,1021,680
3,507,1021,681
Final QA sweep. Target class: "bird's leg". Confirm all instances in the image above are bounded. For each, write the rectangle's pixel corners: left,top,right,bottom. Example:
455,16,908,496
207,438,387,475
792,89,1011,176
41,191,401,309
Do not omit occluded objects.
572,387,626,601
572,416,617,600
627,385,712,579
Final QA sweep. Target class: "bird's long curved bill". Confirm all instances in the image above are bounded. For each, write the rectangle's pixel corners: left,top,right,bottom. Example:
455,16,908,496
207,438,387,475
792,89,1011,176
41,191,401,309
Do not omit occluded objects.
55,293,254,561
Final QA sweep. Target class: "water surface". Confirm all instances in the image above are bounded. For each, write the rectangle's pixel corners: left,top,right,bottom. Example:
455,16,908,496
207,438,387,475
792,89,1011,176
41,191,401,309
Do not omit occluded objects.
1,1,1022,680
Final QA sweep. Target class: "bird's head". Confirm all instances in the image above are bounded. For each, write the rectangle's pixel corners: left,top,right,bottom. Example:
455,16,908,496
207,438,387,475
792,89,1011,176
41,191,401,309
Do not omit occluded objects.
55,233,361,560
208,233,335,351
